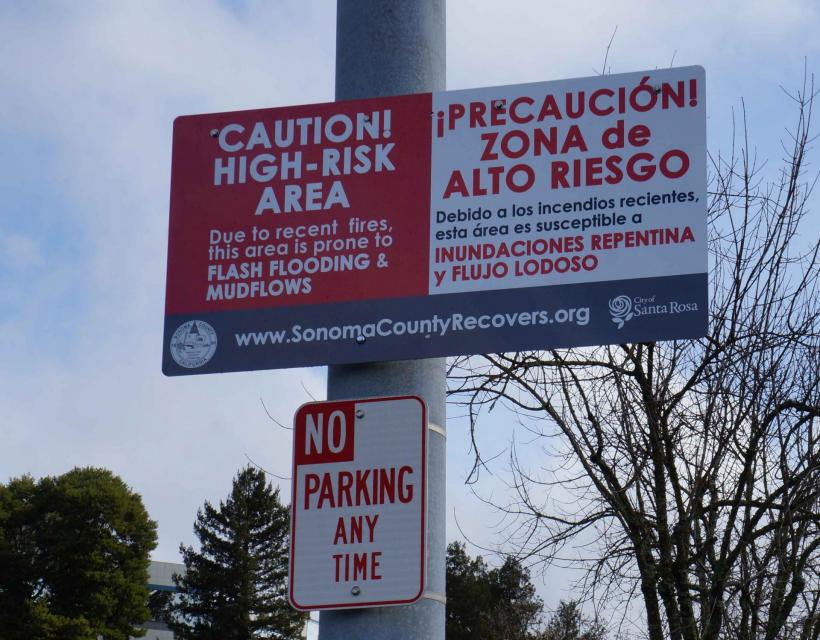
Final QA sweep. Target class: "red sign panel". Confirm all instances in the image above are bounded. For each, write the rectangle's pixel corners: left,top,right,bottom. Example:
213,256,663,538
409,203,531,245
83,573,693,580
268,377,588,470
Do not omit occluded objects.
166,94,431,316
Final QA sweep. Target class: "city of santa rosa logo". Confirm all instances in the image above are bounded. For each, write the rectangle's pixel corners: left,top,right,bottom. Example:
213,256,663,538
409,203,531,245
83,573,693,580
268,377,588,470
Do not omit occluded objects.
609,294,699,329
170,320,218,368
608,295,634,329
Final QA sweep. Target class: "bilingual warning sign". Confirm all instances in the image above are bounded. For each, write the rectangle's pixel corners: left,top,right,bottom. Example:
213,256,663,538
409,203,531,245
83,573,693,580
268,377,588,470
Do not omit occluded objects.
164,66,707,375
289,396,426,611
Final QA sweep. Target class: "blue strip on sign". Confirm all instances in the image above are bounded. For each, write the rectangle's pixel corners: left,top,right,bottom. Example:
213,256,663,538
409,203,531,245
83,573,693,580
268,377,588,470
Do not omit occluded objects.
163,273,708,376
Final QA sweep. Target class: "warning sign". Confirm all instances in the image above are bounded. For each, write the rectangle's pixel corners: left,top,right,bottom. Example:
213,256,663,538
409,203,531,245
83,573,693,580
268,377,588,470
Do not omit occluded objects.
164,67,707,375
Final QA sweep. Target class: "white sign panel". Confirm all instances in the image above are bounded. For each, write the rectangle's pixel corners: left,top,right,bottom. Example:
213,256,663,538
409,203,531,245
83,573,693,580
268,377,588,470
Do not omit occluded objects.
289,396,427,610
429,67,706,295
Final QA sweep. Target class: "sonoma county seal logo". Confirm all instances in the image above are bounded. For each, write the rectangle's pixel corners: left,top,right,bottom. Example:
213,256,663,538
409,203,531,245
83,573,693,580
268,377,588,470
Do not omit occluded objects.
609,295,634,329
170,320,217,368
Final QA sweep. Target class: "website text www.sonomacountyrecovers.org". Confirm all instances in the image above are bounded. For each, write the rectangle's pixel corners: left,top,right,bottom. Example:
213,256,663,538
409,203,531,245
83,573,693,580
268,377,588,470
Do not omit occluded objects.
234,307,591,347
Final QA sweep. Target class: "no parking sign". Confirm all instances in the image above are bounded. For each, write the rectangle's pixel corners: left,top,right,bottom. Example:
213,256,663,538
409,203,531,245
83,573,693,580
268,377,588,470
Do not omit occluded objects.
289,396,427,610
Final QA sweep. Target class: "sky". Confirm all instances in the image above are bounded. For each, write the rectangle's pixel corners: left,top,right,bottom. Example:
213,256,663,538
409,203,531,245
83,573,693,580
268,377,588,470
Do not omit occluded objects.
1,0,819,627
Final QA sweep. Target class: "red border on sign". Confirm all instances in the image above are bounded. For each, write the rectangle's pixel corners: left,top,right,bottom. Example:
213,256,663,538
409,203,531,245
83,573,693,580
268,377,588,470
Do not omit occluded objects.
288,395,427,611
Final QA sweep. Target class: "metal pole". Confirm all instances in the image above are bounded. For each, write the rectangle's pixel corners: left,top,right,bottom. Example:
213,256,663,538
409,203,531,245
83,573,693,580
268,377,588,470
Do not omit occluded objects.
320,2,446,639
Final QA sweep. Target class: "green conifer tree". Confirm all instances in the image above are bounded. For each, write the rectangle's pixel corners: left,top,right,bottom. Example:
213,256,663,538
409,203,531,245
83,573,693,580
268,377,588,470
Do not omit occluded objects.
168,466,305,640
539,600,607,640
446,541,544,640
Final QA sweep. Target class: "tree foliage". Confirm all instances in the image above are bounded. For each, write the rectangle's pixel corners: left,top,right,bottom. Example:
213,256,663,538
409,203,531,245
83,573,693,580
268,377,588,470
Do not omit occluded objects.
0,467,157,640
449,80,820,640
167,466,305,640
447,541,544,639
540,600,607,640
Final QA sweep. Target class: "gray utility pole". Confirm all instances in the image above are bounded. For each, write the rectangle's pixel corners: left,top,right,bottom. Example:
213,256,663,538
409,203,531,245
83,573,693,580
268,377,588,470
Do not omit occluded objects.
320,1,446,639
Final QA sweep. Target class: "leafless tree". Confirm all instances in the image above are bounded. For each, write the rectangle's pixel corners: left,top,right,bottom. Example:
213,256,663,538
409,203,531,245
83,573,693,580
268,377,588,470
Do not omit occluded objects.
449,78,820,640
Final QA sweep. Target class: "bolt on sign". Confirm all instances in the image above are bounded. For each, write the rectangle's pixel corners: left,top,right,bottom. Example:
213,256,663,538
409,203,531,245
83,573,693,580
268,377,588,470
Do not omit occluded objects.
289,396,426,610
163,67,707,375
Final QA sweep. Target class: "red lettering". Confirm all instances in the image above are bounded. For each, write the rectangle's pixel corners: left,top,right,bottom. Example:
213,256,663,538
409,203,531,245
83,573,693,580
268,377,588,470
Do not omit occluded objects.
333,515,379,546
469,101,487,128
317,474,336,508
379,468,396,504
500,130,529,159
586,157,603,186
626,153,656,182
443,170,469,198
398,466,414,503
508,164,535,193
510,96,534,123
351,516,363,544
661,150,689,178
333,517,347,544
486,166,504,194
561,125,588,153
303,467,418,509
662,81,685,109
490,102,506,126
603,120,625,149
605,155,623,184
534,128,557,155
551,161,570,188
537,95,562,120
304,474,320,510
480,132,498,161
338,471,353,507
333,552,383,582
365,514,379,542
565,91,585,118
355,469,371,505
353,553,368,580
448,103,465,130
590,88,614,116
628,124,651,147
